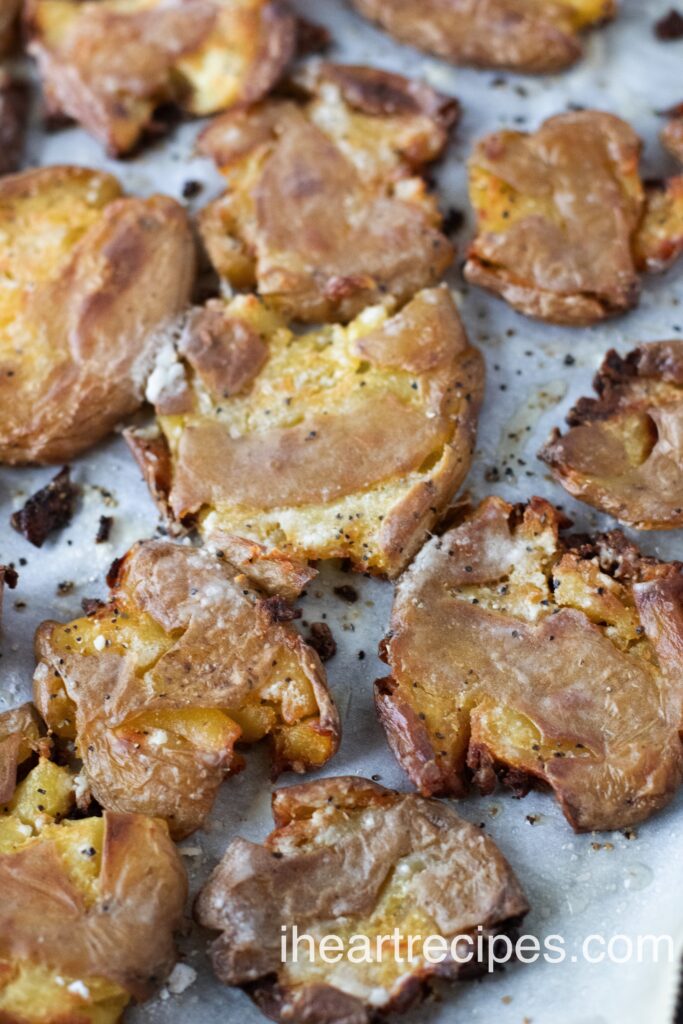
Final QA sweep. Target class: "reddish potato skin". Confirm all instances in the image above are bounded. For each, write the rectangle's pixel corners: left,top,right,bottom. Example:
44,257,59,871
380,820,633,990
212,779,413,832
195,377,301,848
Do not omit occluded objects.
540,343,683,529
0,167,195,465
378,496,683,832
350,0,616,74
196,776,529,1023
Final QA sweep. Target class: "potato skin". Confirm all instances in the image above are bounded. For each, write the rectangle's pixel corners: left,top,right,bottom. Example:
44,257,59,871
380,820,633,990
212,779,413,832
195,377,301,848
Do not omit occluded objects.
540,343,683,529
33,540,340,839
378,496,683,832
130,287,484,578
0,166,195,465
465,111,646,325
26,0,296,155
350,0,616,73
196,776,529,1023
197,62,458,323
0,809,187,1004
0,704,48,805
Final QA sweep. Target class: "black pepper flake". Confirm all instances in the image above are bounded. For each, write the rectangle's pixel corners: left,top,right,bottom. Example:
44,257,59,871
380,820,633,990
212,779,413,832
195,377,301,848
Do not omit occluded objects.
181,179,203,199
443,207,464,236
11,467,79,548
333,584,358,603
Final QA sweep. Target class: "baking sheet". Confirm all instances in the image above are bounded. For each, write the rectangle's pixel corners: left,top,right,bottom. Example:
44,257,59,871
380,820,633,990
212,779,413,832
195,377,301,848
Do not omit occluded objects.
2,1,683,1021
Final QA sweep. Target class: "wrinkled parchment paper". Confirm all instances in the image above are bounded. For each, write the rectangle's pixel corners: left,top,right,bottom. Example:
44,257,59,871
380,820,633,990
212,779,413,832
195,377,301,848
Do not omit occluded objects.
1,1,682,1022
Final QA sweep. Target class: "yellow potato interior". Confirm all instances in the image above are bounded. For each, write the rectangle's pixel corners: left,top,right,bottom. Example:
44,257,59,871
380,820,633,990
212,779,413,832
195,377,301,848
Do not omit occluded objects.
0,170,120,392
43,599,331,769
281,810,439,1001
161,296,448,574
0,960,128,1024
0,763,130,1022
634,178,683,271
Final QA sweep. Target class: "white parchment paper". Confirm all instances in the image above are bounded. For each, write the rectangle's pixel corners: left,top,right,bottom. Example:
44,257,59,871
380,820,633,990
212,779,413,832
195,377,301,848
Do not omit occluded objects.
1,2,682,1022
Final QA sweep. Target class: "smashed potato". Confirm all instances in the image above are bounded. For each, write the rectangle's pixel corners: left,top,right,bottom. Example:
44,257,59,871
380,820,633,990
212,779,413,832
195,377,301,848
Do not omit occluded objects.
196,776,529,1022
197,62,458,322
33,540,339,839
0,166,195,465
465,111,683,325
377,496,683,832
127,286,484,578
26,0,296,155
350,0,616,73
540,343,683,529
0,734,186,1023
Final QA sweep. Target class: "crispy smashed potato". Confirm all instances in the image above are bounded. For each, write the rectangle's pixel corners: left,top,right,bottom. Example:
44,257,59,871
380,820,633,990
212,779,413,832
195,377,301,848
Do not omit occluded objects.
197,62,458,322
377,496,683,832
465,111,683,324
33,540,339,839
0,724,186,1024
0,166,195,465
26,0,296,155
350,0,616,73
196,776,529,1022
540,343,683,528
127,286,483,578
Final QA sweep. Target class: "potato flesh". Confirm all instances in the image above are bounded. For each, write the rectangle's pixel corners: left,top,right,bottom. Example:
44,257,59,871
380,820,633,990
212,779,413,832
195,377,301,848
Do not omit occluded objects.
411,524,653,766
555,0,612,29
634,178,683,271
44,599,331,769
0,763,129,1022
0,961,128,1024
162,297,444,574
0,171,120,390
279,807,439,1000
469,158,643,238
34,0,287,136
471,158,683,278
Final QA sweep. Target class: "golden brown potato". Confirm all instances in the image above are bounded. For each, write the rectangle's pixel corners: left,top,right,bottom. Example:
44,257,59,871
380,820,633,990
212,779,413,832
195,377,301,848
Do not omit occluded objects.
0,0,20,52
377,496,683,832
196,776,529,1022
33,539,340,839
197,62,458,322
26,0,296,155
0,735,187,1024
0,72,29,174
0,166,195,465
126,286,484,578
0,703,48,805
350,0,616,74
540,343,683,529
465,111,683,325
662,104,683,164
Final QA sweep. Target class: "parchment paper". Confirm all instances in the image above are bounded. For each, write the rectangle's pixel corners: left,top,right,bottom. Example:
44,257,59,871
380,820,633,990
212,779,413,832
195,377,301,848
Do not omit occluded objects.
1,2,682,1022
